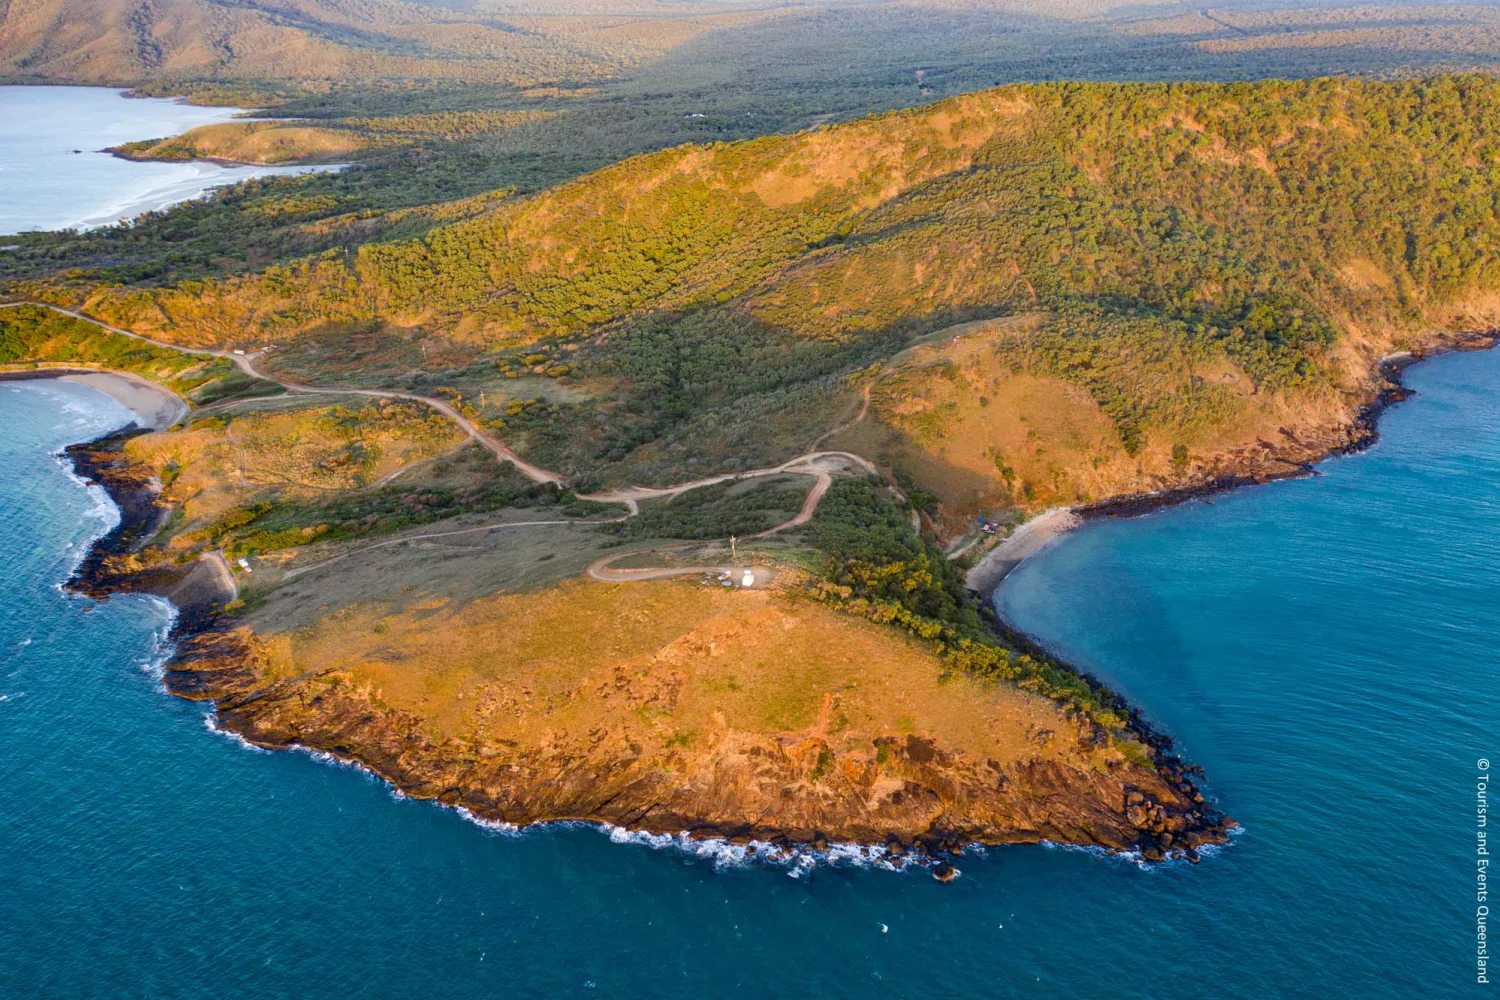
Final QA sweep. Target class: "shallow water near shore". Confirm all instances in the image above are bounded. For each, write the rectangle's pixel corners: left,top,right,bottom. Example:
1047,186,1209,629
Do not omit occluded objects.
0,86,337,234
1,349,1495,998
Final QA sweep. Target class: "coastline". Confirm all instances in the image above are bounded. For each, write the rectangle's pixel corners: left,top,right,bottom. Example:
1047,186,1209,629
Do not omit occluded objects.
65,429,234,631
967,328,1500,602
66,431,1236,864
161,612,1235,863
63,332,1500,866
0,368,186,430
107,148,341,169
968,330,1500,854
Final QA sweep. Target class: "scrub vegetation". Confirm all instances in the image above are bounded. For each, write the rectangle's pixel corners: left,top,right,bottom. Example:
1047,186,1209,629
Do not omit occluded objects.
46,75,1500,516
0,303,277,404
605,476,811,542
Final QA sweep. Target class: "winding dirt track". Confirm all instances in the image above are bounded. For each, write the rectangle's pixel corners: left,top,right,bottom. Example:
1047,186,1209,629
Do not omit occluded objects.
6,301,887,579
1,301,564,482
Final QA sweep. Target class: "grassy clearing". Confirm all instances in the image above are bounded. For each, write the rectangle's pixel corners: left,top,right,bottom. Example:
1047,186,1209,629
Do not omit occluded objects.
243,518,622,635
257,575,1091,766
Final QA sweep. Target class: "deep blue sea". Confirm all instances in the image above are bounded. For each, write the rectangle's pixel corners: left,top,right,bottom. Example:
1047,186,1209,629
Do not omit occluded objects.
2,349,1496,999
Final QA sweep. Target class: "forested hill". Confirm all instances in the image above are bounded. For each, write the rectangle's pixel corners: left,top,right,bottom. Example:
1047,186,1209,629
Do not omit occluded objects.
38,75,1500,501
90,75,1500,357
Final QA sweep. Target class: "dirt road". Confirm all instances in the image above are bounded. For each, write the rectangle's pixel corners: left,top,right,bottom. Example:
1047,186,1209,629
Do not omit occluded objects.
10,302,896,582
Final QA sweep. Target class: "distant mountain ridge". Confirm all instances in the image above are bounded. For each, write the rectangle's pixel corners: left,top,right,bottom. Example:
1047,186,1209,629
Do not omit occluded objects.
0,0,789,87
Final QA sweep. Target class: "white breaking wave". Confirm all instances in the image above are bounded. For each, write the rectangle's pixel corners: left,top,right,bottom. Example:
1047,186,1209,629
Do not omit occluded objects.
1041,822,1243,870
206,729,955,873
201,713,270,753
594,823,924,875
453,806,520,836
296,744,396,791
198,719,1009,876
138,596,178,681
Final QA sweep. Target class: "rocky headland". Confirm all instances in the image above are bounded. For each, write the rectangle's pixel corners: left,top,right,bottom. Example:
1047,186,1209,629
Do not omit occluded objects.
49,324,1500,868
60,433,1242,866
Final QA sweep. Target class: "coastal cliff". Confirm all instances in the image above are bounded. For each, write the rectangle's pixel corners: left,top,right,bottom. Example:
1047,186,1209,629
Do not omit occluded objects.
54,327,1497,866
162,622,1226,860
65,433,1233,863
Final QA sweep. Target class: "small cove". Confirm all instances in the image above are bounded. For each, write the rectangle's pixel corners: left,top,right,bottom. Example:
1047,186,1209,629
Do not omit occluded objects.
0,86,338,234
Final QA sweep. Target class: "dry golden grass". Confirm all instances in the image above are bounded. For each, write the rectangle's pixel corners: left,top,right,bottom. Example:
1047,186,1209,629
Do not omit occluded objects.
265,576,1083,768
743,91,1022,210
824,315,1347,527
121,122,371,164
125,396,462,535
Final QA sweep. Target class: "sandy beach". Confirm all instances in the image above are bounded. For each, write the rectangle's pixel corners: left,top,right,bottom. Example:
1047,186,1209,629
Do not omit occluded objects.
0,368,186,430
965,507,1082,598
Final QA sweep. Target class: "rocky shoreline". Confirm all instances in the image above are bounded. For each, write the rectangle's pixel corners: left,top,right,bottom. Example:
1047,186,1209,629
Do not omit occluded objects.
63,425,1236,866
161,624,1235,863
77,330,1500,867
967,329,1500,599
1077,330,1499,522
981,608,1223,862
970,328,1499,857
65,429,229,632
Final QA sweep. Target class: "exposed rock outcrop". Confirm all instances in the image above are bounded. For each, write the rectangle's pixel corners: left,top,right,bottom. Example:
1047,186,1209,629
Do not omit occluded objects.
164,628,1233,856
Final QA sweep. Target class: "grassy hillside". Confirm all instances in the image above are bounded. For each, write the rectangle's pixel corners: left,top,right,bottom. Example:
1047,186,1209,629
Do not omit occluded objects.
61,76,1500,512
95,76,1500,342
7,2,1500,287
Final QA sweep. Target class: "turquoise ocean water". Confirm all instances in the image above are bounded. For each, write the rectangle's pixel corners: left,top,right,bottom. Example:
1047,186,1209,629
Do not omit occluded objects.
1,348,1495,998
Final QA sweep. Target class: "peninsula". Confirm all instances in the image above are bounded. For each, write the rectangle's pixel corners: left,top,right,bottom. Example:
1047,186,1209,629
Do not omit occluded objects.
8,73,1500,864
